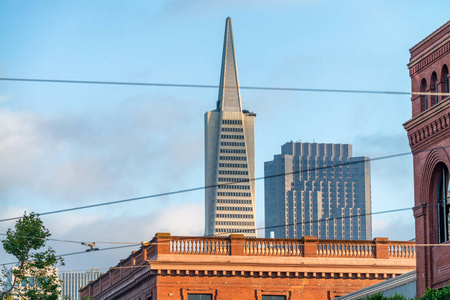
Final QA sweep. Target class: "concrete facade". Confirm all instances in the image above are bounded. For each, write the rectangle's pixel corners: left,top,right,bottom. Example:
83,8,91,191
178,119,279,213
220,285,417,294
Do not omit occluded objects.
205,18,257,237
265,142,371,240
59,269,104,300
403,21,450,297
80,233,415,300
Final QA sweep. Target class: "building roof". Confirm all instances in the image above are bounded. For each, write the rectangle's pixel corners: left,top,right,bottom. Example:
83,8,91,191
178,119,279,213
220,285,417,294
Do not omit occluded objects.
336,270,416,300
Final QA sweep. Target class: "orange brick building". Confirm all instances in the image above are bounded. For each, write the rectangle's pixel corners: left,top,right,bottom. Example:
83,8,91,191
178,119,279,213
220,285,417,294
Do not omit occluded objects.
403,20,450,297
80,233,415,300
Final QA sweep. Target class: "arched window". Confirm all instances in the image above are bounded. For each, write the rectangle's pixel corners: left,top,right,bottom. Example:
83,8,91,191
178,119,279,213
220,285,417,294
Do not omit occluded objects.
438,166,450,243
442,65,449,100
431,72,438,105
421,78,428,110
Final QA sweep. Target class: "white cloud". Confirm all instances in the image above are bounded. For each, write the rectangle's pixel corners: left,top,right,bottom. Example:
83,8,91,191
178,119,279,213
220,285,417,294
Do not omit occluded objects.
372,215,415,241
0,95,204,207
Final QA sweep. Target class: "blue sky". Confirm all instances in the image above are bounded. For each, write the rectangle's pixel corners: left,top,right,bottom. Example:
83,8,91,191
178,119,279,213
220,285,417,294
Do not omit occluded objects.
0,1,448,271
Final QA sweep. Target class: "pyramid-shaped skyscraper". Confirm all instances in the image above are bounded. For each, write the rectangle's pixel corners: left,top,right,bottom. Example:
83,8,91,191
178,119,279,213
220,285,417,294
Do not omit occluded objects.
204,18,257,237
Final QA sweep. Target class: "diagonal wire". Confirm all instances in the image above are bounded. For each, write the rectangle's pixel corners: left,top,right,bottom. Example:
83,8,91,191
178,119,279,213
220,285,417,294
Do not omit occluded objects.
1,77,449,97
0,151,411,223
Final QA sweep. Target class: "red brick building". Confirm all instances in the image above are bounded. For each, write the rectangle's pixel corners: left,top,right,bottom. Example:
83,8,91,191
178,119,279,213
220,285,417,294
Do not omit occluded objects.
403,21,450,297
80,233,415,300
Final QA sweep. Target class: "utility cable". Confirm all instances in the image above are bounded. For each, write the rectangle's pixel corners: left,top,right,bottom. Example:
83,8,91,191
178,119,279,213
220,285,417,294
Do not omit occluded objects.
0,203,440,267
0,150,413,224
1,77,450,97
0,233,81,244
0,204,426,247
0,244,138,267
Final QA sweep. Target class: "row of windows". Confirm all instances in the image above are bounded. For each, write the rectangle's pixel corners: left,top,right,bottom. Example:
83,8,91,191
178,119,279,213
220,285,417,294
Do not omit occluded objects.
215,228,256,233
221,134,244,140
219,163,248,168
420,64,449,111
219,170,249,175
216,213,254,219
221,141,245,147
217,206,253,211
219,155,247,161
215,221,255,226
218,199,252,204
218,177,249,183
218,192,251,197
218,184,250,190
222,119,242,125
220,148,246,154
221,127,243,132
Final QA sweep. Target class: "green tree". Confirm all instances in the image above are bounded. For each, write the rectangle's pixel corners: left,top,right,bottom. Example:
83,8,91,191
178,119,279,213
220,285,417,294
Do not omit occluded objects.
0,212,64,300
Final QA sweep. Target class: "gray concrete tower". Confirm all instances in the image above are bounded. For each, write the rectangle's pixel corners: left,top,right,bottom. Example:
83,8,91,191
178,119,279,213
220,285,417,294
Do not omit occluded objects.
205,18,257,237
265,142,372,240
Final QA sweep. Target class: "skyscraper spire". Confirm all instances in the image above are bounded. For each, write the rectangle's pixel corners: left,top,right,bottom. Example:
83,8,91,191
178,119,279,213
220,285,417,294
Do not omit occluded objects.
217,17,242,112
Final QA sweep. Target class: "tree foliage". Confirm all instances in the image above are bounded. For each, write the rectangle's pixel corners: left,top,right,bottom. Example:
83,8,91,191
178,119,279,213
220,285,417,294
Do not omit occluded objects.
0,212,64,300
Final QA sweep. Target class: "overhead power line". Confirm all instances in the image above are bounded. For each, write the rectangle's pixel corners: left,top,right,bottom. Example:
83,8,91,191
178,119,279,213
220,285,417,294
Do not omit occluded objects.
0,150,412,224
0,203,440,267
0,204,417,247
2,77,449,97
0,244,138,267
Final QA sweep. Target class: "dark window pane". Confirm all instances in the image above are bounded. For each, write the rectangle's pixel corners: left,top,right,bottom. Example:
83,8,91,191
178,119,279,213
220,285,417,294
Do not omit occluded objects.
188,294,212,300
262,296,286,300
438,167,450,243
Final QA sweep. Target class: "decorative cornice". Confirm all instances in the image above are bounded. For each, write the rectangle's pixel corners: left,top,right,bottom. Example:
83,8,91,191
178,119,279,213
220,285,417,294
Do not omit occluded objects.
151,268,400,280
403,98,450,149
410,21,450,53
408,39,450,75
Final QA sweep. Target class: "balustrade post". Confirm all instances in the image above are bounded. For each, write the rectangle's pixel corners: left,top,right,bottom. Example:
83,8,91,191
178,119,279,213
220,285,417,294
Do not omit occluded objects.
302,236,318,257
374,237,389,259
229,234,245,256
155,232,171,255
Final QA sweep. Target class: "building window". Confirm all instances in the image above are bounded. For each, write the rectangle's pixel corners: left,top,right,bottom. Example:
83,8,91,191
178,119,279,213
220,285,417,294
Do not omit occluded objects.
438,166,450,243
421,78,428,110
188,294,212,300
262,296,286,300
442,65,449,99
431,72,438,105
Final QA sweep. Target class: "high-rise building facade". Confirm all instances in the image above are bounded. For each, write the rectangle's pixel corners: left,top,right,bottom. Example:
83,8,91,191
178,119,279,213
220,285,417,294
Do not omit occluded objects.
265,142,372,240
204,18,257,237
59,269,104,300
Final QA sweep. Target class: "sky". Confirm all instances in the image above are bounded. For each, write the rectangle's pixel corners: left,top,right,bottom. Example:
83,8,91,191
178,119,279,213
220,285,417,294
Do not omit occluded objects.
0,1,449,272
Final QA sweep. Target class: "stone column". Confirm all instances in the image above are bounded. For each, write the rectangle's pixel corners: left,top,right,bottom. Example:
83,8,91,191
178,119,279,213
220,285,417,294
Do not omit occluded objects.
155,232,171,255
229,234,245,256
374,237,389,259
302,236,318,257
